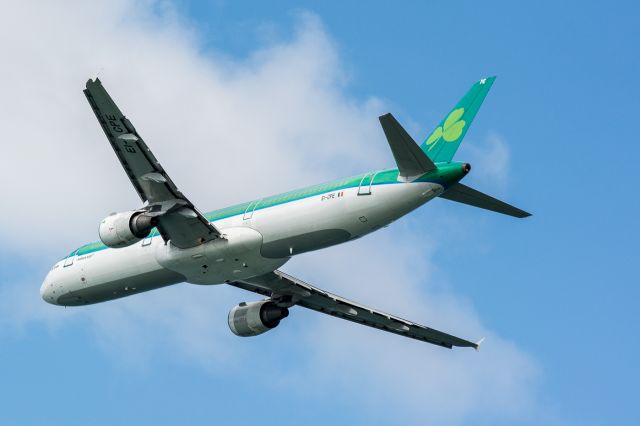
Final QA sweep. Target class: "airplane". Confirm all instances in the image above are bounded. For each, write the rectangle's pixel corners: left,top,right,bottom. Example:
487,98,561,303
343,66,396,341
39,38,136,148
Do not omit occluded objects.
40,76,530,350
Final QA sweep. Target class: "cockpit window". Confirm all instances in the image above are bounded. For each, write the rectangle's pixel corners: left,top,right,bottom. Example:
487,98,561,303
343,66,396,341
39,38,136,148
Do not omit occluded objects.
63,249,78,267
61,250,74,261
76,241,105,256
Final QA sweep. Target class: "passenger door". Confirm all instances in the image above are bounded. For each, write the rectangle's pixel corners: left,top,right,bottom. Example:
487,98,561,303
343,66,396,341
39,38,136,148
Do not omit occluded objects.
243,199,261,220
357,172,378,196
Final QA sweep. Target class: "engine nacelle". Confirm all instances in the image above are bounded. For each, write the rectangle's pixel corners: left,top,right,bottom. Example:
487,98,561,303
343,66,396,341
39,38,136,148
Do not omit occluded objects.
228,301,289,337
98,210,155,248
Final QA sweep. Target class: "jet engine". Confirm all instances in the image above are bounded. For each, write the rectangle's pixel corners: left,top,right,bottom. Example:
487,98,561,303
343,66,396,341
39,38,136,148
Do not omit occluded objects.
98,211,155,248
228,301,289,337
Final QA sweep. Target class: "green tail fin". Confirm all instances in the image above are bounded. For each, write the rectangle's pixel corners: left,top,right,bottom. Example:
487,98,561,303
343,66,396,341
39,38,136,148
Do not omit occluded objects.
421,77,496,162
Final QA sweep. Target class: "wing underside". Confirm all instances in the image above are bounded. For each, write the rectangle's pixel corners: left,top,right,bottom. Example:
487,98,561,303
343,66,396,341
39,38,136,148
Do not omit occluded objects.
83,78,220,248
231,271,479,349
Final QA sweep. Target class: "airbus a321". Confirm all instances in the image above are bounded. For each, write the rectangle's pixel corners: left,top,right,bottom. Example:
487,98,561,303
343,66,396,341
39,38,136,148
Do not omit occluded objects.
41,77,530,350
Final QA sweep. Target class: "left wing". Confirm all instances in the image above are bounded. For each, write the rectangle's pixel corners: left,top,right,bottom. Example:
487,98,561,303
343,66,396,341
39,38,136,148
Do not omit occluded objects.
83,78,220,248
230,270,480,349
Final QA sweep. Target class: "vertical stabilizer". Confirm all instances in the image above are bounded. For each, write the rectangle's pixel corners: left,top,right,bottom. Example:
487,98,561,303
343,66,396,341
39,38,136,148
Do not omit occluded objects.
421,77,495,162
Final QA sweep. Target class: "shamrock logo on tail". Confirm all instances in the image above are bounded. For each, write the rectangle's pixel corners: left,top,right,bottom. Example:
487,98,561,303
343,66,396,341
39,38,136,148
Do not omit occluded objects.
425,108,466,151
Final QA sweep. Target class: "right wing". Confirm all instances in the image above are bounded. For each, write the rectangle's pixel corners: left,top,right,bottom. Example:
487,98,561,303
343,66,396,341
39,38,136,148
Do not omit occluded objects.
83,78,221,248
231,270,480,349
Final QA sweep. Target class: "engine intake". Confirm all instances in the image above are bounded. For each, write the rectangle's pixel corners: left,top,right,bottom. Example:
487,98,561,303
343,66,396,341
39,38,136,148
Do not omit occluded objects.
228,301,289,337
98,210,155,248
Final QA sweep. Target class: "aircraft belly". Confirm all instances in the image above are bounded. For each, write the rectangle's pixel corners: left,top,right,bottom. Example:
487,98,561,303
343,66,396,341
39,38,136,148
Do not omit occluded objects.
58,268,184,306
253,182,441,257
346,182,442,232
155,226,288,285
55,243,184,306
261,228,351,258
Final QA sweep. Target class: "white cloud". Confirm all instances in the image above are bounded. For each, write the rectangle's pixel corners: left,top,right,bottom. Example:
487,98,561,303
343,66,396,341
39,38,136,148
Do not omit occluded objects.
0,1,540,424
267,221,538,423
0,3,386,252
458,133,511,194
286,227,539,424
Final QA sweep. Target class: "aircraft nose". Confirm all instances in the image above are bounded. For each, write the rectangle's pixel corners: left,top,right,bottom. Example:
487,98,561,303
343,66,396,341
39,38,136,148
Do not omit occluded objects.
40,277,59,305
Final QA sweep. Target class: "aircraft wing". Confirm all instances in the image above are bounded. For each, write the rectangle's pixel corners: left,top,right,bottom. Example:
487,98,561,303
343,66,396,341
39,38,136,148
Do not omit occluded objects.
230,270,480,349
83,78,220,248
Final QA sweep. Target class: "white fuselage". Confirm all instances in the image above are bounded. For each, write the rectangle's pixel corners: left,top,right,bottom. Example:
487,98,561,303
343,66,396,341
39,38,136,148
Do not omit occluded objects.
41,181,443,306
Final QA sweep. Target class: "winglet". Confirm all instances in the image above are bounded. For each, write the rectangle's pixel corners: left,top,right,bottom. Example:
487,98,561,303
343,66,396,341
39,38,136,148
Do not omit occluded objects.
474,337,485,352
90,67,104,83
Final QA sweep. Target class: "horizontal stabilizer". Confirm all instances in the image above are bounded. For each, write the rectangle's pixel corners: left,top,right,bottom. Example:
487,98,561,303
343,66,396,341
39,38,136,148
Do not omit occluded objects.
440,183,531,218
379,113,437,180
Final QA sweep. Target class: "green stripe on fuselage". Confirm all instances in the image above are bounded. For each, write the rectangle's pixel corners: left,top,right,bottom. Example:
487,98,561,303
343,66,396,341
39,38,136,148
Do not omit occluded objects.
70,163,466,258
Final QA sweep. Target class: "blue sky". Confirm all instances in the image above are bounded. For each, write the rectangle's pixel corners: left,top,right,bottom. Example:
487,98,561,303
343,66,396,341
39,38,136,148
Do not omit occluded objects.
1,1,638,425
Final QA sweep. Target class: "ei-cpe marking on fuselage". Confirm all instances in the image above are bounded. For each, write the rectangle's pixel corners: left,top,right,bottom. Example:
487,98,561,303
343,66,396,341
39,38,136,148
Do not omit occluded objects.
41,76,530,350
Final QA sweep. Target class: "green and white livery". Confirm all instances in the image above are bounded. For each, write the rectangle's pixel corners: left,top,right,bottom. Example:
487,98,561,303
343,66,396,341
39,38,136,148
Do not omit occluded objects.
41,77,530,350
